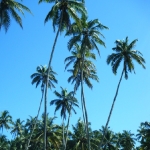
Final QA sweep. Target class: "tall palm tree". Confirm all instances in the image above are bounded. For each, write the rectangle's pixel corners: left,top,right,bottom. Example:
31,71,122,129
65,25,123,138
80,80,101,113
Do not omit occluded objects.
67,15,108,150
26,65,57,150
38,1,86,149
65,43,99,150
99,37,146,149
0,0,31,32
0,110,12,132
65,44,98,117
50,87,79,149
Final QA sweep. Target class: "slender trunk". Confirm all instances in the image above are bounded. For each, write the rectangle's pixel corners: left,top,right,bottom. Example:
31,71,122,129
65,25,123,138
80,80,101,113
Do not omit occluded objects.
64,91,75,150
99,68,124,149
44,10,64,150
26,88,44,150
80,55,90,150
81,79,90,150
62,118,66,150
81,85,86,125
64,113,70,150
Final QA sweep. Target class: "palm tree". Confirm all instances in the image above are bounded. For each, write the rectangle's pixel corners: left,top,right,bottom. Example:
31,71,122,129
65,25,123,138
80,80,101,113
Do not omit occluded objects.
0,110,12,132
99,37,146,148
98,126,118,150
69,118,98,150
34,115,62,149
50,87,79,149
118,130,136,150
11,119,24,138
67,15,108,53
137,122,150,150
65,43,99,150
26,65,57,150
66,15,108,150
38,0,86,148
0,0,31,32
0,134,10,150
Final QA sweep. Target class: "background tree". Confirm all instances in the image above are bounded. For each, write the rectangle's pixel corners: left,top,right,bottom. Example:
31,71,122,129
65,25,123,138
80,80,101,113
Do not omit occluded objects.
26,65,58,150
137,122,150,150
0,110,12,133
50,87,79,149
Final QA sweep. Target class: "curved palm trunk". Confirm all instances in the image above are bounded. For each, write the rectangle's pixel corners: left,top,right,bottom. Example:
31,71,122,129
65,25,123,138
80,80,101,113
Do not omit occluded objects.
81,86,86,125
62,118,66,150
64,91,75,150
44,10,64,150
81,82,90,150
99,68,124,149
26,88,45,150
81,56,90,150
44,26,60,150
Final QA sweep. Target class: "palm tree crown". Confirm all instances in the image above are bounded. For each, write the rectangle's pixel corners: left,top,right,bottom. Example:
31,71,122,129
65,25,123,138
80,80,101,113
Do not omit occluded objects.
107,36,146,79
67,15,108,54
0,110,12,132
50,87,79,120
0,0,31,32
31,65,58,91
39,0,87,32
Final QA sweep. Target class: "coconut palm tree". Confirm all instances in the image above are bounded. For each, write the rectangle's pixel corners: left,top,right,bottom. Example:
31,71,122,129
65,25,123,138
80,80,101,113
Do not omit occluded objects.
11,119,24,138
0,134,10,150
34,114,62,149
98,126,117,150
69,118,98,150
118,130,136,150
65,43,99,150
99,37,146,149
66,15,108,150
38,1,86,148
0,110,12,132
137,122,150,150
50,87,79,149
0,0,31,32
26,65,58,150
67,15,108,54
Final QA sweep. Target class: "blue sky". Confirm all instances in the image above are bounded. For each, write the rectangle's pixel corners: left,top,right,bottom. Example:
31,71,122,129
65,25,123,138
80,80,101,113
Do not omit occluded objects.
1,0,150,138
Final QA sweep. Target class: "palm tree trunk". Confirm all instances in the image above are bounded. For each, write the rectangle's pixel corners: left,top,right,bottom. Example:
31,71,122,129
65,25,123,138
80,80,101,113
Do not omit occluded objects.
64,91,75,150
62,118,66,150
64,113,70,150
26,88,45,150
81,85,86,125
44,10,64,150
80,56,90,150
81,82,90,150
99,68,124,149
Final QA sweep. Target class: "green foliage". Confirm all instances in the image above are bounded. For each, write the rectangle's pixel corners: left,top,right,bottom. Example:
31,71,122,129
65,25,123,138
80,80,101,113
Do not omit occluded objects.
0,0,32,32
107,37,146,79
39,0,87,32
0,110,150,150
31,65,58,91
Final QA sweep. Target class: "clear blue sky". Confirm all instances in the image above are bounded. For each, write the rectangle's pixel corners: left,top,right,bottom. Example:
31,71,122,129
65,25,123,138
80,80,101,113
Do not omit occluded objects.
1,0,150,137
